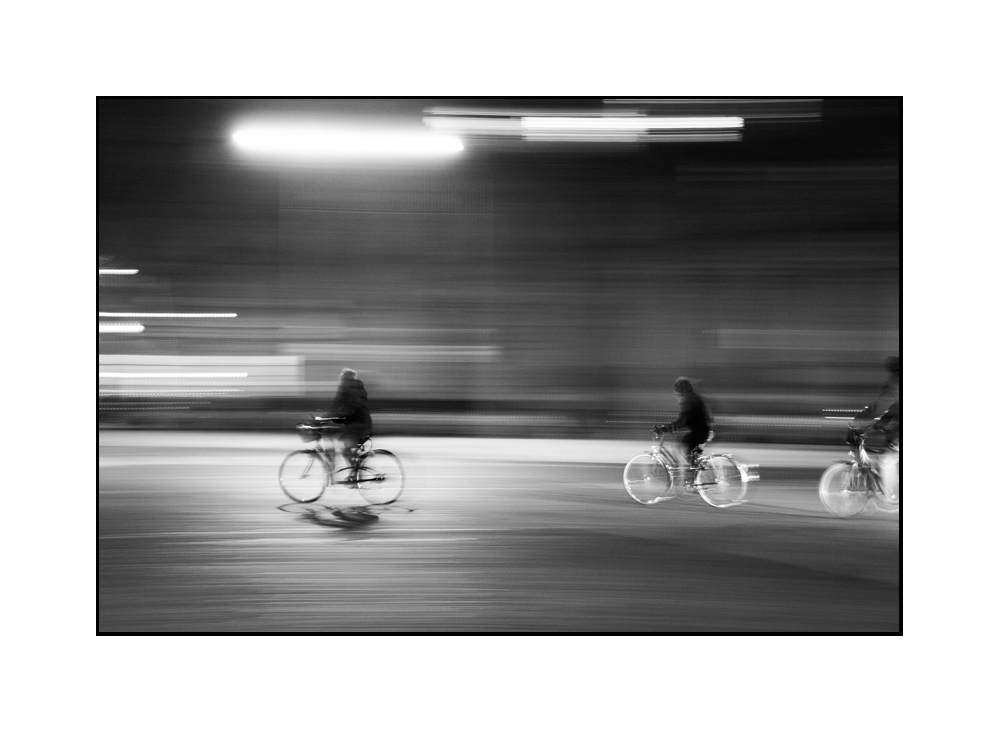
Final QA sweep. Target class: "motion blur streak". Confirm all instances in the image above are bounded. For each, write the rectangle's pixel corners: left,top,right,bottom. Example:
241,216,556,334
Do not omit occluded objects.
99,323,144,333
100,372,249,379
231,126,464,158
99,269,138,275
98,312,237,318
424,110,744,142
521,116,744,130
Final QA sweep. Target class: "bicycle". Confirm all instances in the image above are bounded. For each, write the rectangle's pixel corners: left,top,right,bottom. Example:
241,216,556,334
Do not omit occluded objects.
818,426,899,518
278,417,404,505
623,426,758,507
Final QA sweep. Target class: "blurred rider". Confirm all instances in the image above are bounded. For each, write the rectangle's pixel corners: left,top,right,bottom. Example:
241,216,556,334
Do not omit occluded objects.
850,356,900,498
657,377,713,469
328,368,373,480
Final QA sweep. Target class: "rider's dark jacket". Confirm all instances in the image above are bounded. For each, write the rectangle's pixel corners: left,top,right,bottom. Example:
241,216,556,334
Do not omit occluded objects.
331,377,372,436
854,374,899,443
669,393,713,442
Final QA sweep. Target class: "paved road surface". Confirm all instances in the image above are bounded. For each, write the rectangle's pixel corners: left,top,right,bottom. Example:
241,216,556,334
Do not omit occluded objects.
99,432,900,632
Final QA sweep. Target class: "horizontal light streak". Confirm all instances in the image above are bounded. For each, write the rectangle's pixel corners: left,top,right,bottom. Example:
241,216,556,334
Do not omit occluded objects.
99,323,144,333
605,97,821,104
100,355,297,365
424,112,743,143
99,269,138,275
100,372,249,378
232,126,464,158
280,343,499,362
523,132,740,143
521,116,744,131
104,401,210,405
102,407,191,411
99,312,237,318
424,117,523,136
100,389,245,395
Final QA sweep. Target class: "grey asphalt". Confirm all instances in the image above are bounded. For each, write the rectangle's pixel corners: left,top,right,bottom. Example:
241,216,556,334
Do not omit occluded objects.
99,432,900,632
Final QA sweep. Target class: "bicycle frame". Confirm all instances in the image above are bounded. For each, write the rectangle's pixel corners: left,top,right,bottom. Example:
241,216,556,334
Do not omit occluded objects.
651,434,686,468
848,432,886,491
650,432,758,484
308,432,376,483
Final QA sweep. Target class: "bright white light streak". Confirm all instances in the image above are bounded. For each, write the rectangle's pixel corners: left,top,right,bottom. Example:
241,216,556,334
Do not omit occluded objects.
100,372,249,378
99,323,145,333
521,116,744,131
522,132,741,143
100,389,244,394
232,126,464,158
424,117,523,136
98,312,237,318
99,269,138,275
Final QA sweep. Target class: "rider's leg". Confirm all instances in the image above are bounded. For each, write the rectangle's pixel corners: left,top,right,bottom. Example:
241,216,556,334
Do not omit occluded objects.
339,432,360,481
675,433,699,485
683,431,709,467
879,449,899,499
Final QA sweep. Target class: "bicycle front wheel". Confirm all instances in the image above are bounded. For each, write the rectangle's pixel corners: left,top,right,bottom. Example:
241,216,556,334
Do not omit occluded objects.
818,463,869,518
623,453,673,505
279,450,328,503
357,449,405,505
695,456,747,508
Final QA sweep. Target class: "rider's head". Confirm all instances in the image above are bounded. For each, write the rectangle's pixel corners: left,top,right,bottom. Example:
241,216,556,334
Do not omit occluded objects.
673,377,694,400
885,356,899,377
340,368,357,382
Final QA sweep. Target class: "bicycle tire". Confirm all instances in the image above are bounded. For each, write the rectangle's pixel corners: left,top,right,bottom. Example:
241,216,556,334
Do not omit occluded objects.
623,453,674,505
279,450,329,503
357,449,405,505
694,456,748,508
869,470,899,513
818,462,869,518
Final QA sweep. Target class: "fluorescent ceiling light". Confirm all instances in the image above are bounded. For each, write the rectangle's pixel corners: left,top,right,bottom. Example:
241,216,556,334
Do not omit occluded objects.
232,126,463,158
100,323,145,333
98,312,237,318
99,269,138,275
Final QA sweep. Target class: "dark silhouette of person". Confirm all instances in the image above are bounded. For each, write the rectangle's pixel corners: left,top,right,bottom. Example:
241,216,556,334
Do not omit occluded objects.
850,356,900,499
329,368,373,479
658,377,713,466
851,356,900,446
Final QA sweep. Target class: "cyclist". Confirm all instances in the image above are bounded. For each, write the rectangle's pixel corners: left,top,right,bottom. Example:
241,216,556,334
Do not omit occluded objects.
850,356,900,498
656,377,713,471
327,368,373,481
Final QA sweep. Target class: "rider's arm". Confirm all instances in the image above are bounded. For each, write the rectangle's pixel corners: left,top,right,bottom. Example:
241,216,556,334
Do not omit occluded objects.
666,401,691,431
851,382,896,428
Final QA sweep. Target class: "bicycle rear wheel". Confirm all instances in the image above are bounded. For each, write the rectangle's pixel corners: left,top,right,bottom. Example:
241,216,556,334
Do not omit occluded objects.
357,449,405,505
694,456,747,508
623,453,673,505
279,450,328,503
818,463,869,518
870,471,899,513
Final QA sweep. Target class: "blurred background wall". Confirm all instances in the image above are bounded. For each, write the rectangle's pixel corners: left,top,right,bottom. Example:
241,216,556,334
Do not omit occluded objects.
98,98,900,442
